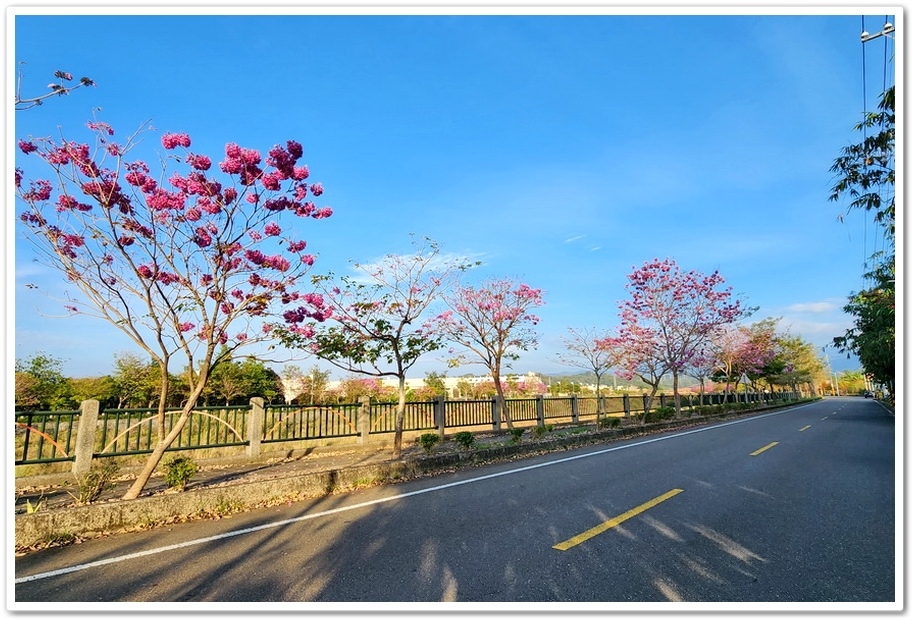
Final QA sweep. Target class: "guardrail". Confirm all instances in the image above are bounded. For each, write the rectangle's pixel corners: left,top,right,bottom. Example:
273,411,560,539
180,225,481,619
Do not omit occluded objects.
14,390,802,477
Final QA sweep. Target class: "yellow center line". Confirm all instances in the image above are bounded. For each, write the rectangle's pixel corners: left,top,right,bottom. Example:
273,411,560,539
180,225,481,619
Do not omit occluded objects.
750,441,779,456
799,425,811,432
552,488,684,551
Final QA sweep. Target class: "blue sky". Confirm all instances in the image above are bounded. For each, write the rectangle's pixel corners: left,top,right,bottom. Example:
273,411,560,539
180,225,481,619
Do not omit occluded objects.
9,5,900,382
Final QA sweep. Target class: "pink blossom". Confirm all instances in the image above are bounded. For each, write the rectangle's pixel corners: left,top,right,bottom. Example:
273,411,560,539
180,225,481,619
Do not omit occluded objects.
264,222,281,237
22,179,53,202
179,322,195,332
157,272,180,285
309,183,323,196
18,140,38,154
161,132,191,149
186,153,211,171
286,140,303,160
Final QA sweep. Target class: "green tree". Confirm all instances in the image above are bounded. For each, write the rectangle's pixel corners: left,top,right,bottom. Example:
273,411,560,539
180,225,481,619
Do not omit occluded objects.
764,335,825,396
110,352,158,408
204,353,281,405
14,352,72,410
279,236,473,456
829,86,895,398
69,376,118,407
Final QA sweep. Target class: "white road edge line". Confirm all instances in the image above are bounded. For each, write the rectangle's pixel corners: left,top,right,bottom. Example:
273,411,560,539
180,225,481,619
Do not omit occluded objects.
16,401,818,584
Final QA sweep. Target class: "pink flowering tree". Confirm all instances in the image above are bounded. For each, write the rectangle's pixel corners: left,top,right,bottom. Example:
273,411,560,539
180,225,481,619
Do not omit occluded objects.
438,278,544,429
16,119,332,499
615,258,747,416
598,326,669,419
558,327,620,423
708,322,776,394
276,236,475,457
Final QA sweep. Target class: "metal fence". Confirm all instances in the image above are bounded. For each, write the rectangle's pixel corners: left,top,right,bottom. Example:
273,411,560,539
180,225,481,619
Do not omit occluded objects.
14,390,802,473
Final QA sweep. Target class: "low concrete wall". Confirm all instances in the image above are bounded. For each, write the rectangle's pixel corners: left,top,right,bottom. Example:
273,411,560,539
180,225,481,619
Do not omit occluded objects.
15,460,418,551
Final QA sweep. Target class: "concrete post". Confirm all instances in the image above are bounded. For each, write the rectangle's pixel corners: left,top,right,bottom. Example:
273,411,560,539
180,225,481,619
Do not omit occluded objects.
358,396,371,444
73,399,100,477
491,397,501,431
536,395,545,427
247,397,264,460
623,394,630,418
435,395,446,438
571,395,579,424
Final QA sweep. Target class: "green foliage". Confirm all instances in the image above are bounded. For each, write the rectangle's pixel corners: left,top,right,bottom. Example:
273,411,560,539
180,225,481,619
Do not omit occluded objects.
654,406,676,419
531,424,554,439
163,455,199,491
69,458,120,505
14,352,73,410
205,350,282,406
508,427,525,443
829,86,895,397
452,431,476,450
418,433,441,454
598,416,621,429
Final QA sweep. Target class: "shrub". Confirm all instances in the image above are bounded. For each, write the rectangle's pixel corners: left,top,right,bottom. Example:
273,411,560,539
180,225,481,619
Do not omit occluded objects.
163,455,199,491
69,458,120,505
508,427,525,443
599,416,621,429
532,424,550,439
418,433,441,454
453,431,476,450
654,406,676,419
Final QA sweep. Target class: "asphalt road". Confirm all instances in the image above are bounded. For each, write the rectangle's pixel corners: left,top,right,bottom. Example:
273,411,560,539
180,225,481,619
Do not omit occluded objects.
12,397,897,608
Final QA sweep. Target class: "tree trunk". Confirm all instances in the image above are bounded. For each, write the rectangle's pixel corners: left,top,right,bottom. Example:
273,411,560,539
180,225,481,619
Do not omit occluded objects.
672,370,681,416
122,364,205,500
595,372,605,423
492,370,512,429
392,376,407,458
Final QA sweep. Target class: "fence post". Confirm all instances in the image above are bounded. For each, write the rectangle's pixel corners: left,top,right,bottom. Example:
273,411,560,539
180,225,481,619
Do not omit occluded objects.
623,394,630,418
536,395,545,427
358,396,371,444
435,394,446,438
247,397,264,460
73,399,100,477
491,397,501,431
642,394,650,413
571,395,579,424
